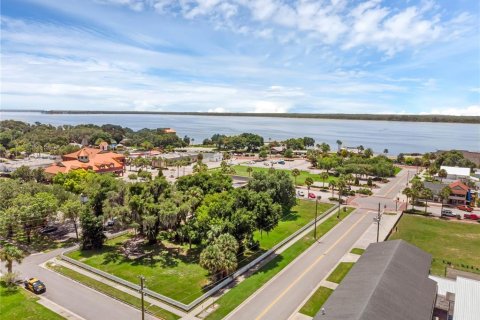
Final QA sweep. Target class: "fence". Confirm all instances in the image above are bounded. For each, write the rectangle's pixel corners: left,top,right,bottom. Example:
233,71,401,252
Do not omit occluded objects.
60,203,339,311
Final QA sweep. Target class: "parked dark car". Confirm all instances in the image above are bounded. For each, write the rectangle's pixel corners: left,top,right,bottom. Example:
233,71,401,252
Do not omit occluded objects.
457,205,473,212
39,225,58,234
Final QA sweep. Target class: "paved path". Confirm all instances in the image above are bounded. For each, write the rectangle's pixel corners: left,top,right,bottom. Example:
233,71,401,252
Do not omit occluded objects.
4,247,156,320
223,167,417,320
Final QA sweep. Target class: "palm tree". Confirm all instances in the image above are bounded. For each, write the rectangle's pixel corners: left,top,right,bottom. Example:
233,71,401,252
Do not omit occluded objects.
292,169,300,185
0,244,24,273
305,177,314,194
421,188,433,215
329,180,337,197
383,148,389,154
320,172,329,188
438,169,447,182
440,186,452,212
246,167,253,178
403,187,413,211
336,140,342,152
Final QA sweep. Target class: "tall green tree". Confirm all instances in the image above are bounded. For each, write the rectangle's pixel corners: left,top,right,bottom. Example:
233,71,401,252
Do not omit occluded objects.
320,172,329,188
305,177,314,194
80,211,106,250
61,199,83,240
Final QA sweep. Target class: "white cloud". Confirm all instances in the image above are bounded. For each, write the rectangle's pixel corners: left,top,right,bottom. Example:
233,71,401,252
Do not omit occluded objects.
421,105,480,116
251,101,289,113
208,107,227,112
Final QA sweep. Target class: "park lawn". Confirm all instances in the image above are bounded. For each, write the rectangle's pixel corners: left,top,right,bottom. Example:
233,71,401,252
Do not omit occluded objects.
0,283,64,320
326,262,355,284
48,264,179,320
254,200,333,250
350,248,365,255
67,201,333,304
67,235,210,304
205,207,355,320
299,286,334,317
393,167,402,176
230,165,337,186
389,215,480,275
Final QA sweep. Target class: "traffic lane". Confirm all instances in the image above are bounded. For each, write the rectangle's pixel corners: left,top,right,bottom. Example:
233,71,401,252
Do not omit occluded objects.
374,168,416,199
226,209,375,320
16,262,147,320
257,210,375,320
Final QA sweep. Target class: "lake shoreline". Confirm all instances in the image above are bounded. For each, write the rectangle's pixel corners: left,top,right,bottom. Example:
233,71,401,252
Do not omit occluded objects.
2,109,479,124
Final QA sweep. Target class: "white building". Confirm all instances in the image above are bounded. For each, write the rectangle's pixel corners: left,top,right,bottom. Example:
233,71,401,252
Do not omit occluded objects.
439,166,471,181
430,275,480,320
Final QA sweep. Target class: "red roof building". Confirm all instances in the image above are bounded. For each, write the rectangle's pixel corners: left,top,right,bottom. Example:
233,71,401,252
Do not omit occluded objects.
45,147,125,175
447,180,469,205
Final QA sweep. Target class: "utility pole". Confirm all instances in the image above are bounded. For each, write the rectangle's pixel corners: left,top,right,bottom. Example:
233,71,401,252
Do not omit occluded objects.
139,276,145,320
315,197,318,239
375,202,381,243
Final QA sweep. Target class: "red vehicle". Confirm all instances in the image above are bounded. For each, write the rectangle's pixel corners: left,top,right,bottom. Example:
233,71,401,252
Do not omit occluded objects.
464,213,479,220
457,205,473,212
308,192,316,199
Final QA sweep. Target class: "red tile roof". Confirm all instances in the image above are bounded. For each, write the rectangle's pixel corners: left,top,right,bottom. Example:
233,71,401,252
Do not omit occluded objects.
45,147,125,175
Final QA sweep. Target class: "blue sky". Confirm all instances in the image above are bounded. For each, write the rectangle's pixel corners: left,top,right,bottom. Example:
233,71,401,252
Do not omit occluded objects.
1,0,479,115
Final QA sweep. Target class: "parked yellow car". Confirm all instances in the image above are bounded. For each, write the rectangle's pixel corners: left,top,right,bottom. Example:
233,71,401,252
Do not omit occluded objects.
24,278,46,294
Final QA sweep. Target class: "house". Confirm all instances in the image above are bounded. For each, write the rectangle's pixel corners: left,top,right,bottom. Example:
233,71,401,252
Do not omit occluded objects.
44,147,125,175
423,181,448,202
429,275,480,320
448,180,469,206
270,146,286,154
314,240,437,320
439,166,471,182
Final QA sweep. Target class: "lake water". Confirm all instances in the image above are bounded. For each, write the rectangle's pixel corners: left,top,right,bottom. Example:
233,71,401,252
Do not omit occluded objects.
1,111,479,155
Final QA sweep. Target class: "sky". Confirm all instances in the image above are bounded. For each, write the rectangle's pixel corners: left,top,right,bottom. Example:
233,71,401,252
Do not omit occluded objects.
1,0,479,115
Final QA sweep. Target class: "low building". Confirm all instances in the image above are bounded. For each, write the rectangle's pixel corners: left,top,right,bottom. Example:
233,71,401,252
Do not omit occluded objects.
448,180,469,206
440,166,471,182
44,147,125,175
430,275,480,320
423,181,448,202
314,240,437,320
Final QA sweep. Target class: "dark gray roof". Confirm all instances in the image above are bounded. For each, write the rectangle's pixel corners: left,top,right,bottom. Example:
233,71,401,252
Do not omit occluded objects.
423,181,448,195
314,240,437,320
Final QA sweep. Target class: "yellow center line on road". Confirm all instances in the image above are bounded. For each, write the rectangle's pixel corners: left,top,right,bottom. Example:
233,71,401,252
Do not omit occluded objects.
254,213,369,320
377,169,411,198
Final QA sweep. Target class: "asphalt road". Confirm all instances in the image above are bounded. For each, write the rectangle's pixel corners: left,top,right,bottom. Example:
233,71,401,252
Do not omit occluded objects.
225,167,417,320
5,247,155,320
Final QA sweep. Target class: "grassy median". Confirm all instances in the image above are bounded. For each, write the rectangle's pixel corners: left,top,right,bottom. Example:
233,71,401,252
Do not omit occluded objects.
350,248,365,255
204,207,355,320
299,286,333,317
326,262,355,284
47,263,180,320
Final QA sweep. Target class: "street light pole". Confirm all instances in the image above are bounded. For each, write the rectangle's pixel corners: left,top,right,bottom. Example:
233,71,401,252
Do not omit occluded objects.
375,202,381,243
315,197,318,239
139,276,145,320
314,196,321,239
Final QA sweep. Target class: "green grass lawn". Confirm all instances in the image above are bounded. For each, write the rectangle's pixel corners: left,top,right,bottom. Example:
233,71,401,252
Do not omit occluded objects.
350,248,365,255
67,200,333,304
204,207,355,320
326,262,355,284
228,165,337,186
254,200,333,250
0,283,64,320
389,215,480,275
48,264,179,320
393,167,402,176
299,286,334,317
